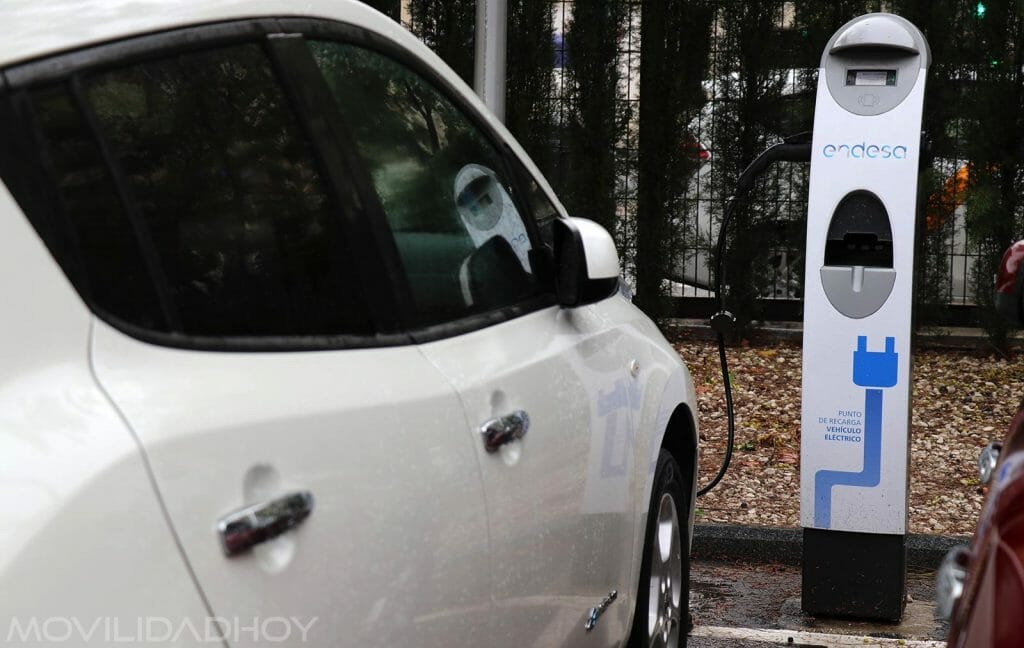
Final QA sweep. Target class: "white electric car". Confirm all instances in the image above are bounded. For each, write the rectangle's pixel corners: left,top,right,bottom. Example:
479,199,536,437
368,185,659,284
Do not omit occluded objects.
0,2,698,647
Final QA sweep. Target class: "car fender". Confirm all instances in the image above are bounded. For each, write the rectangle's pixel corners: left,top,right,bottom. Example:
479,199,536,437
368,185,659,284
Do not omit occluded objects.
621,314,698,624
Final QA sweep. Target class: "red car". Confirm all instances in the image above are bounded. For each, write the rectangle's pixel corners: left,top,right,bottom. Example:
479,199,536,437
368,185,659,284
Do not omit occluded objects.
996,241,1024,325
939,240,1024,647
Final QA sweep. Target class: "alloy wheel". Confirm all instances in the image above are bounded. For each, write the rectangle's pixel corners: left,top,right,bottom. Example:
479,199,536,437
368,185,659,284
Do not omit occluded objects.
646,492,682,647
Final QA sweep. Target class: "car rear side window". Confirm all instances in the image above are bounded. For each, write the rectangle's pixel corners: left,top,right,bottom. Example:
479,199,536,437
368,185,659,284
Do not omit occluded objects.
30,85,167,330
7,42,373,341
83,44,369,337
310,41,554,327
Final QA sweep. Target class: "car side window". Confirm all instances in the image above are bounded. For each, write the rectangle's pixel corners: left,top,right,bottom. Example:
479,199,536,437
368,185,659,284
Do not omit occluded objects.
310,41,552,327
20,43,373,339
515,171,562,249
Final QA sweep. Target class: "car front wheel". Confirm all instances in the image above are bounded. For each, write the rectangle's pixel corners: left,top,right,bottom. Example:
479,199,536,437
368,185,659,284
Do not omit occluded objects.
630,449,690,648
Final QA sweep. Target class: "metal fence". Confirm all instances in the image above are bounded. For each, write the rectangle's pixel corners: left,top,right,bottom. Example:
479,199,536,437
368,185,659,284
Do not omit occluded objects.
396,0,1020,326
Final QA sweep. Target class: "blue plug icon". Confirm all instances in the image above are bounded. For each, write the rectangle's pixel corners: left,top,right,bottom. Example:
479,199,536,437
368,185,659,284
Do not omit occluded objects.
853,336,898,388
814,336,899,528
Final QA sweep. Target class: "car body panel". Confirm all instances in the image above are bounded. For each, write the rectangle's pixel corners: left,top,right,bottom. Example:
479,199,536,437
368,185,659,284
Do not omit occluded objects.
995,241,1024,297
995,240,1024,325
619,310,698,633
421,302,634,646
948,403,1024,648
420,295,693,645
90,320,492,648
0,184,210,644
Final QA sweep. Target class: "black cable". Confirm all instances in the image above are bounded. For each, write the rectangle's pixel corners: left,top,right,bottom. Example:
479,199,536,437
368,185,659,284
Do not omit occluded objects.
697,132,812,497
697,194,741,497
697,325,737,497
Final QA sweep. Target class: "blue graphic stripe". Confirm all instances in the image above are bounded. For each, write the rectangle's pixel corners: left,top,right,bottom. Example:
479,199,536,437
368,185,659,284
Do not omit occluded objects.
813,388,883,529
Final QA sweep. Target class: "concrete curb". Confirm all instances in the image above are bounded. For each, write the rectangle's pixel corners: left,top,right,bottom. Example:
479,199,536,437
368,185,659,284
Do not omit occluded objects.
664,318,1024,350
693,524,971,571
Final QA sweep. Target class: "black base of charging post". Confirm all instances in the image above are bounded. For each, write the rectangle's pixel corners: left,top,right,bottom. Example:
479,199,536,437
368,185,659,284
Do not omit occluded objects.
802,527,907,621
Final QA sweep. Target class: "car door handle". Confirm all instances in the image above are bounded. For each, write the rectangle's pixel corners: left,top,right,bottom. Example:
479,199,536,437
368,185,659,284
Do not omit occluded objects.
217,491,314,556
480,410,530,452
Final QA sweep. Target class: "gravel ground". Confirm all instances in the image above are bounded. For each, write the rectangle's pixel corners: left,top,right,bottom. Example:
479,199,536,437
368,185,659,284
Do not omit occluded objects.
671,332,1024,536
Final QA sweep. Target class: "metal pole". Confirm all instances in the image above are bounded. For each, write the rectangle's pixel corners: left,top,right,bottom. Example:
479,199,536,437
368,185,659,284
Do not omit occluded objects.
474,0,507,122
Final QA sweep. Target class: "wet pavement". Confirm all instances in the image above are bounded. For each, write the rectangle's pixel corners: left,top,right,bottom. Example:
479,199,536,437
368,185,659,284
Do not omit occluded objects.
687,558,948,647
691,640,779,648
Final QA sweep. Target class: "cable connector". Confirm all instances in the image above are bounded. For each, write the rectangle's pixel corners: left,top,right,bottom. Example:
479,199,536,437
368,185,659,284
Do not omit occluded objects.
709,310,736,337
733,132,813,196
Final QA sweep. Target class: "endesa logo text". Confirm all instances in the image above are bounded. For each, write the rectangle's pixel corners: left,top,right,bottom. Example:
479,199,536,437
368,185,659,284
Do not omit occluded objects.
822,143,908,160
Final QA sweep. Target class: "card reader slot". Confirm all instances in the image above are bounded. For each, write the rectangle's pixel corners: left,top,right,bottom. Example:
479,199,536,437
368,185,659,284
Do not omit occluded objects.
823,190,893,268
825,232,893,267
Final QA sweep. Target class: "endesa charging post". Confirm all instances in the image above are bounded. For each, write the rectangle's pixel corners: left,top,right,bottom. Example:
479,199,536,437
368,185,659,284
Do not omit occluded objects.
800,14,929,621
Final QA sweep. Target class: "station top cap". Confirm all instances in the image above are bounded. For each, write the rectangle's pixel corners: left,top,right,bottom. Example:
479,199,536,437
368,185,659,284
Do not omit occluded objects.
822,13,930,69
832,15,918,54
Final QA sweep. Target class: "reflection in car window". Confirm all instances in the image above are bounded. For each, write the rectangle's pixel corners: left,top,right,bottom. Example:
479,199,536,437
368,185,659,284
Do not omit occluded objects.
30,43,373,338
311,41,552,326
514,171,561,249
31,85,167,331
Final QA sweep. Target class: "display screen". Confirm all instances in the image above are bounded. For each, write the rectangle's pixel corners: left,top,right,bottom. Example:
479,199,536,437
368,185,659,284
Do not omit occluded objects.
846,69,897,86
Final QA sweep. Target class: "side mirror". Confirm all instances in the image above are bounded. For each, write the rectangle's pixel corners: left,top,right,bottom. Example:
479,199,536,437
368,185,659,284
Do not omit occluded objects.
996,240,1024,326
552,217,620,308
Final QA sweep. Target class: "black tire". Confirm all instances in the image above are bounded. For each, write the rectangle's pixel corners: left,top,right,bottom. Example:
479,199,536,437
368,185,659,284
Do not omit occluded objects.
629,449,691,648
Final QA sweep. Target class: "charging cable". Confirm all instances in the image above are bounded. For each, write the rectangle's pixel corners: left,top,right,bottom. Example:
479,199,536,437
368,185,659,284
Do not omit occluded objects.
697,131,812,497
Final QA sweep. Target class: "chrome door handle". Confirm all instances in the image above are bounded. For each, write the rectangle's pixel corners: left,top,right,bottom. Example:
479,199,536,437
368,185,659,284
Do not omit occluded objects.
217,490,314,556
480,410,530,452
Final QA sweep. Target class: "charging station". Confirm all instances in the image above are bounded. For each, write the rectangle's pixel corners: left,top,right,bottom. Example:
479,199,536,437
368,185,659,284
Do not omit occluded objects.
800,14,930,621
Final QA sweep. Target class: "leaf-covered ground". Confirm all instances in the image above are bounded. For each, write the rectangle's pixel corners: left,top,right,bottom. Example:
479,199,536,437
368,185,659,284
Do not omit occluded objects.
671,333,1024,536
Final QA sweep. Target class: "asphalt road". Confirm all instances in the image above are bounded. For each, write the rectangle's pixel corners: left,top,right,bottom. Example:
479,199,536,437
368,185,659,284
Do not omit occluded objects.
691,640,779,647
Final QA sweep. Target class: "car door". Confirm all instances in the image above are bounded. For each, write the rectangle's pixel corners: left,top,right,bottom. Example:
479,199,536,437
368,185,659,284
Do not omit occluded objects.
421,303,646,648
308,37,641,647
11,28,492,647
